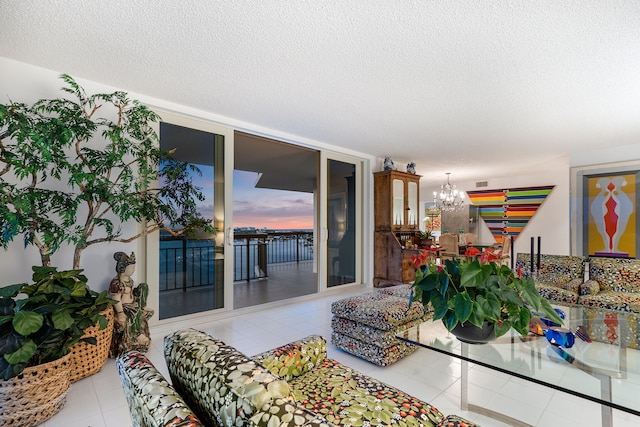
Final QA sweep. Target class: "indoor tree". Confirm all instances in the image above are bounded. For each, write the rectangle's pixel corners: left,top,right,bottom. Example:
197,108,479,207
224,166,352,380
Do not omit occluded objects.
0,74,214,271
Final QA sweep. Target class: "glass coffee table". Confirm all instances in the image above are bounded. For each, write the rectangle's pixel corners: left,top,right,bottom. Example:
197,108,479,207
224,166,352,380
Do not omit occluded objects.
397,317,640,427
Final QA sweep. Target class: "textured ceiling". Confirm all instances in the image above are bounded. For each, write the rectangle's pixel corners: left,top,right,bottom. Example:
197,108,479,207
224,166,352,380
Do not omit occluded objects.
1,1,640,185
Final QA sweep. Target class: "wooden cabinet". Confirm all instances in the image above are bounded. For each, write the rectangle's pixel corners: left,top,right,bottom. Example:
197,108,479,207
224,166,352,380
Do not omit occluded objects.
374,170,421,230
373,170,422,286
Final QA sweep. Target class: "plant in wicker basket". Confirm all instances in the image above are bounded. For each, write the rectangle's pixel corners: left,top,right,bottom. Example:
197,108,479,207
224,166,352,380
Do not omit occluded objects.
0,266,115,426
0,266,115,380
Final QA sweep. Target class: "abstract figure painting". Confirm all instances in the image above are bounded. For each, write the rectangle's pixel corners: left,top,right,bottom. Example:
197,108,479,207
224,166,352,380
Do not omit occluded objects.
587,173,636,258
572,161,640,259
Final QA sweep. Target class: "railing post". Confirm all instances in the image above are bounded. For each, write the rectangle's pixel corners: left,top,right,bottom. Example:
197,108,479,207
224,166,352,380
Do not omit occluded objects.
245,236,250,282
182,238,187,292
296,233,300,263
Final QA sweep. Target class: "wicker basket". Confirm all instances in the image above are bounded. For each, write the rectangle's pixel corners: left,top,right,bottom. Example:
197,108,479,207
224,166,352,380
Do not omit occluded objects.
0,352,73,427
69,307,115,383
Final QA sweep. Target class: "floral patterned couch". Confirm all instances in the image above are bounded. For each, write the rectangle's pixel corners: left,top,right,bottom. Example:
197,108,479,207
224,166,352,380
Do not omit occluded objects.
116,328,479,427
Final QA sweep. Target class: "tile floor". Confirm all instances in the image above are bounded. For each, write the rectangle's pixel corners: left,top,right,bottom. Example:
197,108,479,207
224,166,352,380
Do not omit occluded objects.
41,285,640,427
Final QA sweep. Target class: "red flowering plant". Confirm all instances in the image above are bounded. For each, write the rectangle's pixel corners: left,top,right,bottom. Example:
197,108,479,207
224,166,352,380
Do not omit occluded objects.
411,247,563,338
409,249,430,270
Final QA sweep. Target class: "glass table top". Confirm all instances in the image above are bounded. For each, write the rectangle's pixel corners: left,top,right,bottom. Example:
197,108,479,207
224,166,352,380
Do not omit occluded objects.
398,318,640,417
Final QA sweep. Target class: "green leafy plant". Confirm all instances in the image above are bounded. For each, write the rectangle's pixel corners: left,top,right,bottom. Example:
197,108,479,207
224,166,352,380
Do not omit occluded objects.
0,74,215,270
419,230,431,240
0,266,115,379
411,256,563,338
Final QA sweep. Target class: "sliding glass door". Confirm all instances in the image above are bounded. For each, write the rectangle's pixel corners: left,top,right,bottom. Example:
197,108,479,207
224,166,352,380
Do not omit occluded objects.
145,115,364,323
323,153,362,287
145,112,234,321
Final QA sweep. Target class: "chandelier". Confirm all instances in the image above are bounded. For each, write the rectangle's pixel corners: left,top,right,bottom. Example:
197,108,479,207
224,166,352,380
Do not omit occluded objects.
433,173,464,212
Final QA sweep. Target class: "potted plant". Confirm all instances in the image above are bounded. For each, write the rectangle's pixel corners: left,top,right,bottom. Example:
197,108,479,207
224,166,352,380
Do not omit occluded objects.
0,266,114,426
418,230,432,247
411,248,563,343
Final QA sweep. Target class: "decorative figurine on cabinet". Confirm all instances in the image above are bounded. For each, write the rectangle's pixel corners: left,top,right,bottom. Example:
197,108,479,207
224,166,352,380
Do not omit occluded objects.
406,162,416,174
109,251,153,357
384,156,397,170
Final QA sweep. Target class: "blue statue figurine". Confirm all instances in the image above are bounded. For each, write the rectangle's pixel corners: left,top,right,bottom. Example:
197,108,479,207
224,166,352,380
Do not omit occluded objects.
384,156,397,171
406,162,416,174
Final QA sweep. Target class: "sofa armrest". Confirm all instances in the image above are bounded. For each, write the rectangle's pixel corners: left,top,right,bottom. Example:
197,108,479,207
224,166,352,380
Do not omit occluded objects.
580,279,601,296
252,335,327,382
116,351,204,427
165,329,333,427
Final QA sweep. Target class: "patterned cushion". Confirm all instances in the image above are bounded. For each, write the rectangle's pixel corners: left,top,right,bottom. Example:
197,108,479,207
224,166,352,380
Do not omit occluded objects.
563,278,583,293
331,315,425,349
375,284,413,298
535,284,579,305
252,335,327,382
331,332,417,366
164,329,330,427
331,292,424,330
589,257,640,293
116,351,204,427
287,357,449,427
580,279,601,296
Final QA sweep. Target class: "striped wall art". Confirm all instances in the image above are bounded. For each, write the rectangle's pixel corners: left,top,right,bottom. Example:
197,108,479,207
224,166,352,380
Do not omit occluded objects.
466,185,554,243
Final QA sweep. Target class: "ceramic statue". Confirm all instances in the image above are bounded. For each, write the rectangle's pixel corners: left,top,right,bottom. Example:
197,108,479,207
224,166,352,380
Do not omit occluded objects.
109,251,153,357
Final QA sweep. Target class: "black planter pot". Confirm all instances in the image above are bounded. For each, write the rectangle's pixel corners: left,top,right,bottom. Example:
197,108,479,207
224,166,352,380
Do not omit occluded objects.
451,321,496,344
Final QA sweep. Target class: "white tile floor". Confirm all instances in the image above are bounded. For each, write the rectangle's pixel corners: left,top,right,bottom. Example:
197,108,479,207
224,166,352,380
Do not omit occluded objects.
41,286,640,427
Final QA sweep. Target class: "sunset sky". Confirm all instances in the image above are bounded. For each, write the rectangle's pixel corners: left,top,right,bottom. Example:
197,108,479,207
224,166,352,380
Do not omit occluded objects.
191,167,314,230
233,170,314,229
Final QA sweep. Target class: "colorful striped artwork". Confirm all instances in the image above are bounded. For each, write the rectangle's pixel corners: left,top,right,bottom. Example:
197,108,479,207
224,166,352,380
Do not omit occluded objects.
466,186,554,243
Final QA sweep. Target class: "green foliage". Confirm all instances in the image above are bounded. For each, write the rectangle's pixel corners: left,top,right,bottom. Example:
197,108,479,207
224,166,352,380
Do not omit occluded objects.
0,74,215,270
0,266,115,379
418,230,431,240
412,258,563,337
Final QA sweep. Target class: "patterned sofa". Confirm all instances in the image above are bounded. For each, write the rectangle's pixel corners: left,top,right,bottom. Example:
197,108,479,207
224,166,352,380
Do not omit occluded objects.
117,328,479,427
515,253,586,305
516,253,640,348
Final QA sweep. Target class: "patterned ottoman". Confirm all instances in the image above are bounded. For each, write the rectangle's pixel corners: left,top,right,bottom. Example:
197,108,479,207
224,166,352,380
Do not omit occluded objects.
331,288,426,366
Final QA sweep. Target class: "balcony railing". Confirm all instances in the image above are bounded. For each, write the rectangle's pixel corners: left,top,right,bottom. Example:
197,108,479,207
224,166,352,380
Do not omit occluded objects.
159,231,314,291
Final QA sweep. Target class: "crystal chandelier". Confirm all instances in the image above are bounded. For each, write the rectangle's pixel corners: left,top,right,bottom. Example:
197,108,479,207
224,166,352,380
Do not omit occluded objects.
433,173,464,212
